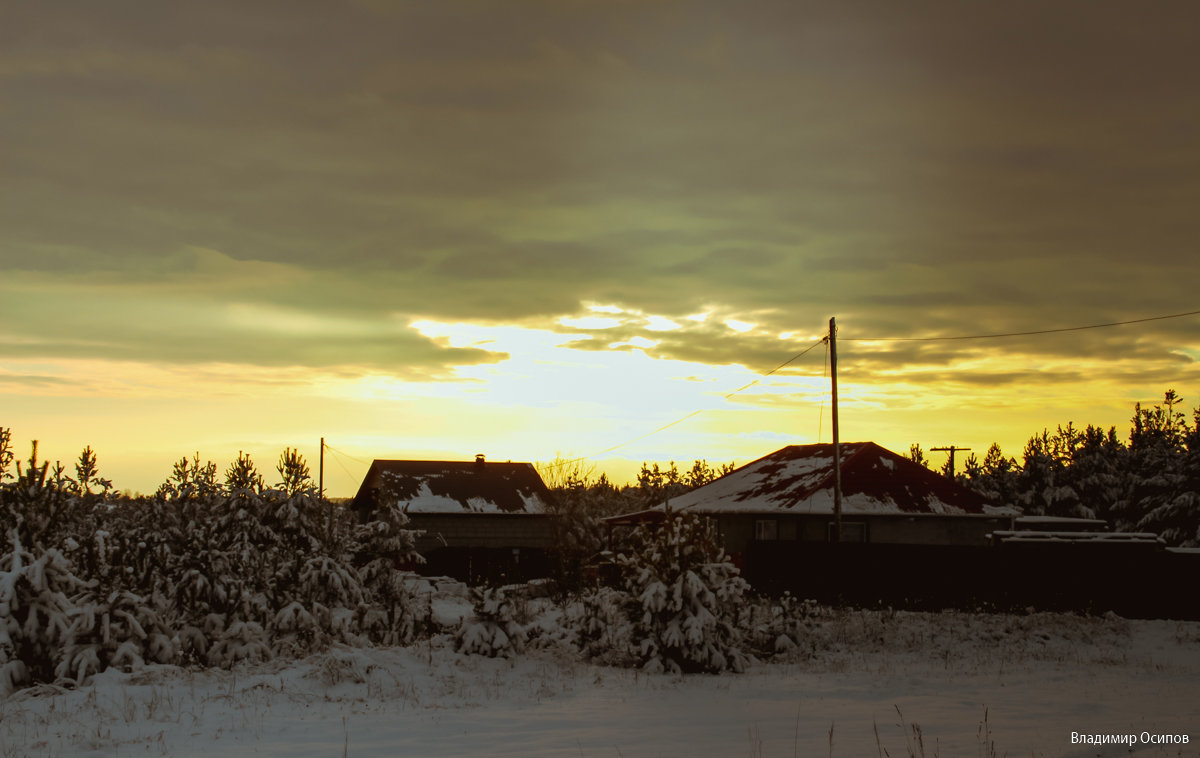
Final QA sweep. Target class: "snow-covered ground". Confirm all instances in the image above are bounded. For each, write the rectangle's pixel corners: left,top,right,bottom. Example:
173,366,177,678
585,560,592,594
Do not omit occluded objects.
3,601,1198,758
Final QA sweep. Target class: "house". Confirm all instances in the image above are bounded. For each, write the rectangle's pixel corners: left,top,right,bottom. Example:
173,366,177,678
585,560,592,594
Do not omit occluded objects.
606,442,1019,601
602,442,1200,617
351,454,555,583
609,441,1017,550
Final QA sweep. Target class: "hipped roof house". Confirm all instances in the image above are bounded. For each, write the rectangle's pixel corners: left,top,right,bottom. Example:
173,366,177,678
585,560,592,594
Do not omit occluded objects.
601,442,1020,600
666,441,1013,517
608,442,1017,550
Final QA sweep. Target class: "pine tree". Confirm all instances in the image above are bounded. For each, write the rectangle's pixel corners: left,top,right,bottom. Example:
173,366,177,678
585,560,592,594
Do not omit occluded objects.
616,513,750,674
1134,395,1200,545
1068,425,1126,523
1015,425,1092,518
961,443,1020,507
908,444,929,469
1119,390,1191,537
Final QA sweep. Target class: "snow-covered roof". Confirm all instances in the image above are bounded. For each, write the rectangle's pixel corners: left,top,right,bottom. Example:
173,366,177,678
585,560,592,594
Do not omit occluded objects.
1014,516,1107,525
663,442,1010,516
351,458,552,515
1013,515,1107,531
993,530,1163,545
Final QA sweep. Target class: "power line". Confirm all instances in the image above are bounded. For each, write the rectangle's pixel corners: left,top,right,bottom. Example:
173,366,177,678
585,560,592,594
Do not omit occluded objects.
541,337,827,469
719,338,827,397
327,448,359,485
576,410,706,461
842,308,1200,342
323,443,371,467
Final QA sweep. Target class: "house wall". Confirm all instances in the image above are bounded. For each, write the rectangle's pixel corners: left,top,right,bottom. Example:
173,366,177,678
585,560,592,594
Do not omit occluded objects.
404,514,555,584
407,513,554,552
712,513,1012,556
867,516,1010,546
713,516,754,556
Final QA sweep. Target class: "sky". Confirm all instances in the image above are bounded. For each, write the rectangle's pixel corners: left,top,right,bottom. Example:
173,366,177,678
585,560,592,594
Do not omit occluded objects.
3,0,1199,497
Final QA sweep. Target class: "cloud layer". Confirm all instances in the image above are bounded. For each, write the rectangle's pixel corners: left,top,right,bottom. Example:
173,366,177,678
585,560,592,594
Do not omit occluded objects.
4,0,1198,387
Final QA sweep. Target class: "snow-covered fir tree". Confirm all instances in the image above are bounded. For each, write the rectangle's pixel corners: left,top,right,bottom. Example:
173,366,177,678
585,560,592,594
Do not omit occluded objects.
1134,396,1200,545
1067,425,1127,523
1,437,107,692
616,512,751,674
1015,425,1092,518
352,492,424,646
0,532,81,695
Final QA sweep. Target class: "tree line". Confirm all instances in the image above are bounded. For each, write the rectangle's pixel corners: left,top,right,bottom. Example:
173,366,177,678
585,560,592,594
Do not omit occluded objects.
1,430,760,691
910,389,1200,546
0,430,422,695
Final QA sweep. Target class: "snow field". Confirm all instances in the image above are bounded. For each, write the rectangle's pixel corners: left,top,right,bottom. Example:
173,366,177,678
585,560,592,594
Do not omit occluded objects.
3,605,1198,758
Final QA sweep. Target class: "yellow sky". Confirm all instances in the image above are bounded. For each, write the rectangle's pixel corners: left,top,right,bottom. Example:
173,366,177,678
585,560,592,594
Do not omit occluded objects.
4,306,1188,496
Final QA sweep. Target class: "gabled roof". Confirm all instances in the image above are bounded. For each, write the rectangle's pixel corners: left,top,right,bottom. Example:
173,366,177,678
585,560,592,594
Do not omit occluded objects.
351,458,552,515
664,442,1010,516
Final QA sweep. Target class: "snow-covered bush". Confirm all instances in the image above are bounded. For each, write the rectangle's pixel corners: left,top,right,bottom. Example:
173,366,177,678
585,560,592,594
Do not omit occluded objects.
206,618,273,667
455,587,526,658
59,587,176,686
739,592,826,659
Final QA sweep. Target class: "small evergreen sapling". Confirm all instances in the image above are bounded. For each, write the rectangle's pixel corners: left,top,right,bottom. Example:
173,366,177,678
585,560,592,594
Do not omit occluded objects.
455,587,526,658
573,586,638,667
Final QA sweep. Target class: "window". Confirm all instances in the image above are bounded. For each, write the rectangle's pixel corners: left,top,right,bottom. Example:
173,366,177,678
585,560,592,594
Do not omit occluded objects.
827,521,867,543
755,519,778,541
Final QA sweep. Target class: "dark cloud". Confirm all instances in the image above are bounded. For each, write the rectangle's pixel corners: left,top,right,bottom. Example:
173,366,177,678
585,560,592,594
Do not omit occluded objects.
0,329,504,376
0,268,507,375
3,0,1198,380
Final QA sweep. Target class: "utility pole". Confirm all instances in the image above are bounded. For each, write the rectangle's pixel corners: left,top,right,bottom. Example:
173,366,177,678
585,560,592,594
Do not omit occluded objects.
931,445,971,478
320,437,331,544
829,316,841,543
